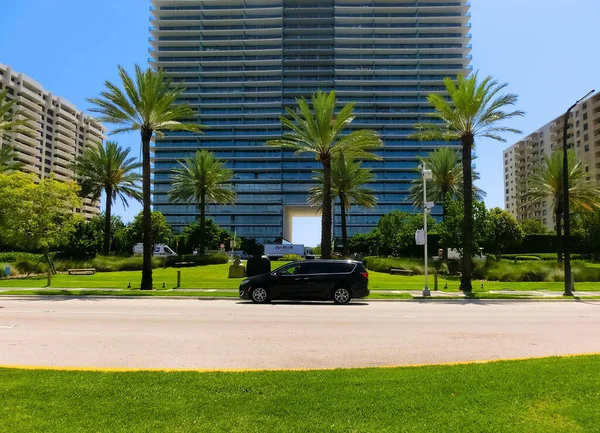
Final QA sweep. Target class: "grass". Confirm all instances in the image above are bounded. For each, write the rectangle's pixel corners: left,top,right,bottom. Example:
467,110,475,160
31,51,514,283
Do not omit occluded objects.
1,355,600,432
1,263,599,293
0,289,239,297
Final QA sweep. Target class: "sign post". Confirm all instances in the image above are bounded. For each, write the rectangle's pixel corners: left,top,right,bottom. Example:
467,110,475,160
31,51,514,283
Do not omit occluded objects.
422,165,433,297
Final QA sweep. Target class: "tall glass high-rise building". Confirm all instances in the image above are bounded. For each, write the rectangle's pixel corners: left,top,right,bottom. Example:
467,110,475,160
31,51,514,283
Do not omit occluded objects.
149,0,472,243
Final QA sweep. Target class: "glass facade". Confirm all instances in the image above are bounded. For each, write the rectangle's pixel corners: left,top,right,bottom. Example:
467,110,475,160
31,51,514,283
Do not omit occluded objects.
149,0,472,242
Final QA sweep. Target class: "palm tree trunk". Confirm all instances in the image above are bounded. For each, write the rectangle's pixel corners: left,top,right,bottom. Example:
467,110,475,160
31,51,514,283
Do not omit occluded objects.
199,190,206,256
321,157,332,259
140,129,153,290
460,134,474,293
340,193,349,258
556,208,563,264
103,186,112,256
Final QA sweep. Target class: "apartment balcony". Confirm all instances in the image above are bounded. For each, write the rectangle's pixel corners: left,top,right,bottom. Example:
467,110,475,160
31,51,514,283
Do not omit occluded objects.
52,161,72,176
53,147,73,161
56,124,76,140
57,109,77,122
54,138,73,153
56,115,77,131
17,84,43,104
16,96,42,117
14,113,39,128
13,132,39,148
51,172,69,182
15,153,39,166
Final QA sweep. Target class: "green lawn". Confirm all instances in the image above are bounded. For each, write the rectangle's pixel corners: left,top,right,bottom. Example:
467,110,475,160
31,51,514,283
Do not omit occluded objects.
0,263,599,292
1,355,599,432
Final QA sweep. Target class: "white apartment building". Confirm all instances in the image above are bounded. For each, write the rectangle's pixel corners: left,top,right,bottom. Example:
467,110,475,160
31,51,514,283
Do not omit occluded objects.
0,63,104,218
504,92,600,231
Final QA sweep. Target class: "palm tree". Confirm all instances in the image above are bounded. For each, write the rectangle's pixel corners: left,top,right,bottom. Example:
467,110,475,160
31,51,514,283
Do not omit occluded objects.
414,74,523,292
169,150,236,255
71,141,142,255
0,88,30,173
0,88,29,134
526,150,600,262
0,145,24,174
410,148,487,214
267,90,382,259
309,155,376,257
88,65,203,290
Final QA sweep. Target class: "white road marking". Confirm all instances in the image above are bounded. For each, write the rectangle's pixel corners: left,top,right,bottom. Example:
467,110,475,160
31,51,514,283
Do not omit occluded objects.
0,325,16,329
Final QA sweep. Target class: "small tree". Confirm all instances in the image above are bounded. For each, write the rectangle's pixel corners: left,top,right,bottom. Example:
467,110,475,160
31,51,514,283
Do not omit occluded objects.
519,219,549,235
0,173,82,268
438,199,488,258
178,219,235,254
127,211,172,250
348,230,381,255
377,210,436,256
483,208,524,259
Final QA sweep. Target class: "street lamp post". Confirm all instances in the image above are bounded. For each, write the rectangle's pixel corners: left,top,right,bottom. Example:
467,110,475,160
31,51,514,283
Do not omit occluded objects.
562,89,594,297
422,165,433,297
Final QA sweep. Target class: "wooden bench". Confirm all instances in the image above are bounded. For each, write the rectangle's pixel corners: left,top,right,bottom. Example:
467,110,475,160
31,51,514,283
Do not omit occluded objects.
68,268,96,275
174,262,196,268
390,268,414,276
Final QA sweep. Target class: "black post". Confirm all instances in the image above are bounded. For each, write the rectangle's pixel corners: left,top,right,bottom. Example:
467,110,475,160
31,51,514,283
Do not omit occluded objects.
562,106,574,296
562,90,595,297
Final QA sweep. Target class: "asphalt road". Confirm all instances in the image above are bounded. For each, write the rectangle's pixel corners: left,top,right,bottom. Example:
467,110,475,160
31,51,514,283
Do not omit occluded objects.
1,297,599,369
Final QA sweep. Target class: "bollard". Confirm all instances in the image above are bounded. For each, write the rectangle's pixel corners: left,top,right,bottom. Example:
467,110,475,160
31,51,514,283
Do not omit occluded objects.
177,270,181,288
434,270,438,291
47,266,51,287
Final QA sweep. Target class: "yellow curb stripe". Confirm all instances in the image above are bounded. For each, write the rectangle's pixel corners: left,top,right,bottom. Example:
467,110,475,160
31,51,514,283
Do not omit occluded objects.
1,352,599,373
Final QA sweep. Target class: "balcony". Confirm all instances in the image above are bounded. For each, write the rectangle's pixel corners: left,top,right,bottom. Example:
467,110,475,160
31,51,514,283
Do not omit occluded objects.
54,139,73,153
53,147,72,161
15,153,39,165
13,132,39,148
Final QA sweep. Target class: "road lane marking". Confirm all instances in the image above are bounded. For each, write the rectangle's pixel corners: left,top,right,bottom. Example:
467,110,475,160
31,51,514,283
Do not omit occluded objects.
0,325,16,329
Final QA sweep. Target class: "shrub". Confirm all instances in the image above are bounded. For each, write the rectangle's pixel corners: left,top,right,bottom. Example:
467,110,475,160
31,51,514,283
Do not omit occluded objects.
363,256,424,275
500,255,541,261
280,254,303,262
14,257,47,274
0,252,43,263
164,253,229,267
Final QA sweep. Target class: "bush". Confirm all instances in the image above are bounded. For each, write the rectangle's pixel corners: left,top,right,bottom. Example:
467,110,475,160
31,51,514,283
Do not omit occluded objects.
500,255,541,261
0,252,43,263
164,253,229,267
14,257,47,274
280,254,303,262
363,257,425,275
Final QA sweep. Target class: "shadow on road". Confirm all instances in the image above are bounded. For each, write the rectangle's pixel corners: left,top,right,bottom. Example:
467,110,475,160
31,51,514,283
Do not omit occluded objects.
2,293,102,302
236,301,369,307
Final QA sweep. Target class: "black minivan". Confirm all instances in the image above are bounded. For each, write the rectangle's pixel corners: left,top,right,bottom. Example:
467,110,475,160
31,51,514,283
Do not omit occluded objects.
239,260,369,304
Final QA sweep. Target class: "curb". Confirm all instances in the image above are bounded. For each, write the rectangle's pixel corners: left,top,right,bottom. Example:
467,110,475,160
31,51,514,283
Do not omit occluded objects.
0,294,594,303
1,352,599,373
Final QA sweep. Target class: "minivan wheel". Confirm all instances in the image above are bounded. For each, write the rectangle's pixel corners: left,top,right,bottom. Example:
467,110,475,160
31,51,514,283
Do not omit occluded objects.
250,287,270,304
333,287,351,304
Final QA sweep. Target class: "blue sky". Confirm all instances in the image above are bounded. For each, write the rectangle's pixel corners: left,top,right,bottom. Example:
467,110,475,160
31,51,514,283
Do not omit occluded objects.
1,0,599,247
